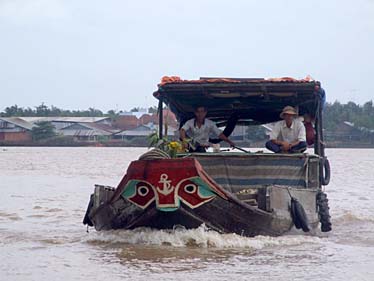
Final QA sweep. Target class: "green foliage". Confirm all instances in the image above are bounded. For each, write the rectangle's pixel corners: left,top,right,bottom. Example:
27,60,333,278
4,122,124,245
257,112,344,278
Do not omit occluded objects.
147,131,167,149
148,106,158,114
130,107,140,112
147,131,188,158
2,100,373,132
0,103,104,117
31,121,56,141
106,109,120,121
323,100,374,130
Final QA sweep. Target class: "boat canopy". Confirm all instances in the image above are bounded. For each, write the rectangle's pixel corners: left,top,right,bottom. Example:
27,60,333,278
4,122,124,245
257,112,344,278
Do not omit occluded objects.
154,76,325,126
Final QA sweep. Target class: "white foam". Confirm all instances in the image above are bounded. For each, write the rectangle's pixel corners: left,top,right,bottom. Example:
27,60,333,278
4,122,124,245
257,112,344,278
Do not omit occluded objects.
84,224,320,249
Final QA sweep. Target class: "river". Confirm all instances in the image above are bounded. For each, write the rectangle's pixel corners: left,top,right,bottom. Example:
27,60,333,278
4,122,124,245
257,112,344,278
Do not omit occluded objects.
1,147,373,281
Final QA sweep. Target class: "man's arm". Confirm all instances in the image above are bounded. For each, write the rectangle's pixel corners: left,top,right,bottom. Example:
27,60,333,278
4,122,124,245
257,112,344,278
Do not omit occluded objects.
180,120,191,142
290,121,306,148
270,122,291,150
219,133,235,147
180,128,187,141
269,123,286,145
211,121,235,147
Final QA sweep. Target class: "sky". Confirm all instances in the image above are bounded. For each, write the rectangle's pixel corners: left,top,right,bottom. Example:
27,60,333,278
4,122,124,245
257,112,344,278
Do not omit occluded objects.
0,0,373,112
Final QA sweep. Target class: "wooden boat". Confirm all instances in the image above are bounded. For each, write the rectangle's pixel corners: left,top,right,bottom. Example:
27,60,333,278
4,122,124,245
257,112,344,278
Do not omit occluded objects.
83,76,332,237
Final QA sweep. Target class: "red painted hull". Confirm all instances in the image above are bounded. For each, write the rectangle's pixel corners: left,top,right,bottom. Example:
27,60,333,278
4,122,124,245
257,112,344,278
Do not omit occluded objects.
84,158,295,237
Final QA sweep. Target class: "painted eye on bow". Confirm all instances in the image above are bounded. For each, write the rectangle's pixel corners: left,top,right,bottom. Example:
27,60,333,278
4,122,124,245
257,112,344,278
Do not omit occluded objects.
178,179,215,209
184,184,197,194
123,181,155,209
138,185,150,196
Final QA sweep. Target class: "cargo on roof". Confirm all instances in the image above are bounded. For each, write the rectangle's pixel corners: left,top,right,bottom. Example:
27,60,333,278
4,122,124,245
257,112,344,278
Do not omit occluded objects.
154,76,323,125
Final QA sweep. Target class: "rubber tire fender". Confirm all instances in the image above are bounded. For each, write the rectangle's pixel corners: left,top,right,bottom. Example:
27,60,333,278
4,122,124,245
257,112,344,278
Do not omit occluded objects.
321,157,331,186
291,198,310,232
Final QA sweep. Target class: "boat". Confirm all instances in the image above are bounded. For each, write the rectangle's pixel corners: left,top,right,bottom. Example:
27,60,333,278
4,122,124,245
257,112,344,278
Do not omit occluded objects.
83,76,332,237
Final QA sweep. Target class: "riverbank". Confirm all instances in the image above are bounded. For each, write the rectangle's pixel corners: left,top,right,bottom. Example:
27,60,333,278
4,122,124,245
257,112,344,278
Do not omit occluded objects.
1,139,374,148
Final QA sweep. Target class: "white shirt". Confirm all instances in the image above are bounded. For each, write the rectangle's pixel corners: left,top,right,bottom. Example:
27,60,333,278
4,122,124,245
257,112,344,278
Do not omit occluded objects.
269,119,306,143
181,118,222,146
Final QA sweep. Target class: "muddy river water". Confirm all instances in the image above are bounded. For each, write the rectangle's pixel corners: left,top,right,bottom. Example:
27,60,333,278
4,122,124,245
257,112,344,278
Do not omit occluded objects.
1,147,373,281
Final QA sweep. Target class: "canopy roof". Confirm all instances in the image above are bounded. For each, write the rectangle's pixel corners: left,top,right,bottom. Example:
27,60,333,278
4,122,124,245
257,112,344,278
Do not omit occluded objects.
154,76,323,125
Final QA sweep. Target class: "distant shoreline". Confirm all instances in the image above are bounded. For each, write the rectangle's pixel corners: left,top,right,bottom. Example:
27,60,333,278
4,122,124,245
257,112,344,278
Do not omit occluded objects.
1,142,374,149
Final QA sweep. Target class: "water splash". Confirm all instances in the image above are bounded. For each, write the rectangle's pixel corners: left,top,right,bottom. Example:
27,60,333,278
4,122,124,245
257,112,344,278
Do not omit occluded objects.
84,224,320,249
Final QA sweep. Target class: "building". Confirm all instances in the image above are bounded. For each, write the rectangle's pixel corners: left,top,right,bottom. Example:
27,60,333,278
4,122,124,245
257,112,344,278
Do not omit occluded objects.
113,115,140,131
325,121,374,144
139,109,178,128
114,124,177,141
19,117,111,131
60,122,118,141
0,117,34,142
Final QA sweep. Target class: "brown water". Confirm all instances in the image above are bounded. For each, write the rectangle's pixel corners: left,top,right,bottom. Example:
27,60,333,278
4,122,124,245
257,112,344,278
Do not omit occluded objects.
1,147,374,281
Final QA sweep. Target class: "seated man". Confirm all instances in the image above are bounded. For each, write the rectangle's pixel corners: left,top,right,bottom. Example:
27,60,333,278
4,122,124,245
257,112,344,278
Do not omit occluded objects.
265,106,307,153
180,106,235,152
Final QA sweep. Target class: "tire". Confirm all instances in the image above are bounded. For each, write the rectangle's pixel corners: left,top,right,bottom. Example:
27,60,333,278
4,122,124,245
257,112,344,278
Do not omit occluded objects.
317,191,332,232
291,198,310,232
321,157,331,186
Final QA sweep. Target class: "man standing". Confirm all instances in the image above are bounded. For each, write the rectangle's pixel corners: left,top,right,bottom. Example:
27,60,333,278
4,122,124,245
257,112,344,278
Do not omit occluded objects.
180,106,235,152
265,106,307,153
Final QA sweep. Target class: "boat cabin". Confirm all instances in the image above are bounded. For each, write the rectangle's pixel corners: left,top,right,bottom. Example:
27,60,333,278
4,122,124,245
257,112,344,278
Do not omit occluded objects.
83,76,332,236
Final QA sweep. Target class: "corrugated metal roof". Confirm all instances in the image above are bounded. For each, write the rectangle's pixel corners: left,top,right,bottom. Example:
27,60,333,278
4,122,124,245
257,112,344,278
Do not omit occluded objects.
60,122,119,136
19,117,110,123
0,117,35,130
78,122,118,133
115,126,177,136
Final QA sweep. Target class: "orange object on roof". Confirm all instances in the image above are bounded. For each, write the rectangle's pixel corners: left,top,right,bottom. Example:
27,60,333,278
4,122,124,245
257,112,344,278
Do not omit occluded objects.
159,75,314,86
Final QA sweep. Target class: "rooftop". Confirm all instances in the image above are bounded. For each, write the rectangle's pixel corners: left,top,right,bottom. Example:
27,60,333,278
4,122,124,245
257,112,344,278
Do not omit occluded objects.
19,117,110,123
0,117,35,130
154,76,322,125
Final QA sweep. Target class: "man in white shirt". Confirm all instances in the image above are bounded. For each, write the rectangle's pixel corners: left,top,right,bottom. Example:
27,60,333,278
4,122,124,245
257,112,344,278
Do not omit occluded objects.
265,106,307,153
180,106,235,152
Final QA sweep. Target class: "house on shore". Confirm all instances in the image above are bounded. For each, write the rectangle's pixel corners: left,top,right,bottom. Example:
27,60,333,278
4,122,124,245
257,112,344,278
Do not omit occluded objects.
114,124,177,141
0,117,34,142
20,117,111,131
325,121,374,146
60,122,119,141
0,110,179,145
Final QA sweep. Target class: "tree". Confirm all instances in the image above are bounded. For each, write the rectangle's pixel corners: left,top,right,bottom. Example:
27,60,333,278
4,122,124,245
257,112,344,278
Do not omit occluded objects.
35,103,50,116
2,105,24,117
106,109,119,120
31,121,56,141
148,106,158,114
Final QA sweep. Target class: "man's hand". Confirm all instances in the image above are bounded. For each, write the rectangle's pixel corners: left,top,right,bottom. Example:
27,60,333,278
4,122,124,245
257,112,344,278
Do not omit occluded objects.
182,141,188,150
218,133,235,148
228,140,236,148
281,142,292,152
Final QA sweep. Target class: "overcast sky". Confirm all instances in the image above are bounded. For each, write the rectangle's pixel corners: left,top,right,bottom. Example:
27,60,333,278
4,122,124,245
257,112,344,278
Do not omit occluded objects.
0,0,373,112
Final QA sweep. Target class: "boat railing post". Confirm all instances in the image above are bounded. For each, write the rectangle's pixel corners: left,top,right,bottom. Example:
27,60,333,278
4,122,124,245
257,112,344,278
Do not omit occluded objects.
158,97,163,139
314,96,323,157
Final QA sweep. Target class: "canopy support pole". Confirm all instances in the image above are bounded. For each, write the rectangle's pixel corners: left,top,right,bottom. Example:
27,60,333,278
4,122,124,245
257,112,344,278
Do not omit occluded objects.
158,98,163,139
314,98,325,157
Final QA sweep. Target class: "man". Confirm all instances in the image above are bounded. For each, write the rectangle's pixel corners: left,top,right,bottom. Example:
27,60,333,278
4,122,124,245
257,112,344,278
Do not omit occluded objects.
180,106,235,152
265,106,307,153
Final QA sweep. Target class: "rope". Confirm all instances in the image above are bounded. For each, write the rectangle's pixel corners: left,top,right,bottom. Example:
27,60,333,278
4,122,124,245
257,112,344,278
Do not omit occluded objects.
138,148,171,160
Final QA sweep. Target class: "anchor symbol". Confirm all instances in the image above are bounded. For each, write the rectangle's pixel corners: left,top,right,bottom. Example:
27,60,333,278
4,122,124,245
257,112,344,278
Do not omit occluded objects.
157,174,174,195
